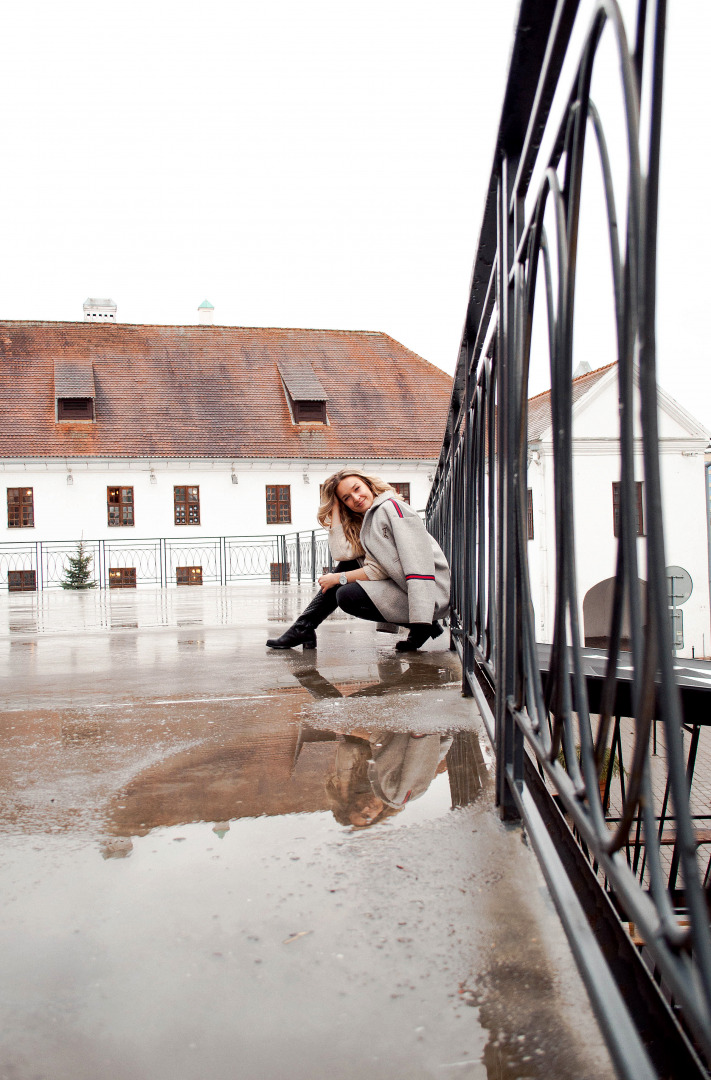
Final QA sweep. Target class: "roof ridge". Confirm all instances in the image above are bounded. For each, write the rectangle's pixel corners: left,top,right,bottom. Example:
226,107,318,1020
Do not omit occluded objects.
527,360,617,404
0,319,392,336
372,331,453,375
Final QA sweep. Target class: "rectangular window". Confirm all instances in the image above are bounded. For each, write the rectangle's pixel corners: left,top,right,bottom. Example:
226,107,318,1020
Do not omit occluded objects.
174,486,200,525
107,486,134,527
58,398,94,420
389,482,411,504
109,567,137,589
612,482,644,537
527,488,534,540
176,566,203,586
8,570,36,592
293,400,327,423
7,488,34,528
266,485,291,524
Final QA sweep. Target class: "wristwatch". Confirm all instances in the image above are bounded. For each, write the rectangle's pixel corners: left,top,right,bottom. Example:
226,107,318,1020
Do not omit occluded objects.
339,572,348,585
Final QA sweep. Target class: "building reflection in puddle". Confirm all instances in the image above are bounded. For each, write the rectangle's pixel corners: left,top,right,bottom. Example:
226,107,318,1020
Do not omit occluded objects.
101,657,486,843
9,600,39,634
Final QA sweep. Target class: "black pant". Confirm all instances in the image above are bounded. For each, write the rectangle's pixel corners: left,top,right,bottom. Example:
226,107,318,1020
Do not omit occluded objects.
336,581,387,623
298,560,361,626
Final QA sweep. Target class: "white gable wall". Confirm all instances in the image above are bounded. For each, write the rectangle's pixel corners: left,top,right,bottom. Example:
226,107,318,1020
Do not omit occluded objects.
528,374,710,659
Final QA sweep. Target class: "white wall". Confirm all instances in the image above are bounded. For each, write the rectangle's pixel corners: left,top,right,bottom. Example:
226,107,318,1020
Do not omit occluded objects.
525,370,711,659
0,458,436,543
528,443,709,659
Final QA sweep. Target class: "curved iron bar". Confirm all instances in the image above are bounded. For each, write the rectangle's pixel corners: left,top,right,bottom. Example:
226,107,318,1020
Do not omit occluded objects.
0,544,37,580
515,73,684,950
637,0,711,1014
427,0,711,1067
550,0,707,1005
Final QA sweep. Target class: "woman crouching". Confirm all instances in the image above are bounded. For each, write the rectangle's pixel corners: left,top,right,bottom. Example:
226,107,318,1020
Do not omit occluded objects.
266,469,450,652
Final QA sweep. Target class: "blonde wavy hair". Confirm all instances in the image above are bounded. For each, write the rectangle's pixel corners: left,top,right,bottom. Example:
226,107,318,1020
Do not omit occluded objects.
317,469,394,554
326,738,403,829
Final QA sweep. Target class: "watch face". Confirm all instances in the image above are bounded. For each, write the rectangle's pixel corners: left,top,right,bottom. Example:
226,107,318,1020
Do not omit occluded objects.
339,573,348,585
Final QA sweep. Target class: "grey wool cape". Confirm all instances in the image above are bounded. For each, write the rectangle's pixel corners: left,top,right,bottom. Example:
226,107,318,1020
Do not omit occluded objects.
330,491,450,626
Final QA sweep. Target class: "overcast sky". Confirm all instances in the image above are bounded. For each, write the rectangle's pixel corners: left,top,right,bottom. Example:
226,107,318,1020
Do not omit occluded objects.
0,1,708,426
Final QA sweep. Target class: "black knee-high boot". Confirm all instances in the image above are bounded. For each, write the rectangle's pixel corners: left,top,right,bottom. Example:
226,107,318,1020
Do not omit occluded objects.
266,561,360,649
395,621,444,652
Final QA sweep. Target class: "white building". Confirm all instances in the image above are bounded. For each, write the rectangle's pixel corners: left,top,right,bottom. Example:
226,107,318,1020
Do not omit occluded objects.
0,315,451,589
526,363,710,660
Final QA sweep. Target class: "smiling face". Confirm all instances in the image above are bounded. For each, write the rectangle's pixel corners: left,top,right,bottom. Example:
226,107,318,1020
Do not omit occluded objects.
336,475,375,515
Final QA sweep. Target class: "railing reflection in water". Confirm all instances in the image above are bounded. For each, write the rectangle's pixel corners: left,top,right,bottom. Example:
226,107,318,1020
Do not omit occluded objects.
426,0,711,1077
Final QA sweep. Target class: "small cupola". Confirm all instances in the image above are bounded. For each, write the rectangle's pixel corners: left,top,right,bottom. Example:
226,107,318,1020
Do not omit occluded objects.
83,297,117,321
198,299,214,325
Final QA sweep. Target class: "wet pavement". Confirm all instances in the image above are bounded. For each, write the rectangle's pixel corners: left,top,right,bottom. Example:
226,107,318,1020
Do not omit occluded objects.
0,585,615,1080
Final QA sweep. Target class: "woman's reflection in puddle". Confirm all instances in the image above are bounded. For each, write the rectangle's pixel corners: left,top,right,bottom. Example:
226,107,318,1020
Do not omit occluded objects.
326,730,452,828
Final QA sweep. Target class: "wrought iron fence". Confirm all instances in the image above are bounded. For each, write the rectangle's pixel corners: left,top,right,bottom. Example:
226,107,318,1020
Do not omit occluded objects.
0,531,334,590
426,0,711,1077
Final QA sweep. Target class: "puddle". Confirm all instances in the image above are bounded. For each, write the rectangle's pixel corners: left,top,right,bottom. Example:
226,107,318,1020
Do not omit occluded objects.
0,605,614,1080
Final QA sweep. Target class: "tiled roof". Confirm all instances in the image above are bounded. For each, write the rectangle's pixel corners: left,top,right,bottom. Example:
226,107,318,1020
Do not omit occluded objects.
527,362,616,440
276,359,328,402
0,321,452,460
54,358,96,398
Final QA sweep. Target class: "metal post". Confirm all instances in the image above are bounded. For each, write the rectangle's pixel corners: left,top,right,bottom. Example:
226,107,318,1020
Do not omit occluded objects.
311,531,316,584
495,154,522,820
280,534,287,580
295,532,301,583
669,572,679,657
461,350,474,697
706,463,711,655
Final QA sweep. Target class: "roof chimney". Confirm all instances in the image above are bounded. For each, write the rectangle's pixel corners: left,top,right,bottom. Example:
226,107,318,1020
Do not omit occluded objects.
83,297,117,322
198,299,214,325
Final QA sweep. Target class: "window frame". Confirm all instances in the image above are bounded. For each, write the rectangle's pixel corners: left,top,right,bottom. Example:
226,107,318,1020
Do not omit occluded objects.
107,486,135,527
8,569,37,592
176,566,203,586
7,487,34,528
266,484,291,525
292,399,327,423
389,482,411,504
612,481,645,537
57,397,94,421
174,485,201,526
108,567,137,589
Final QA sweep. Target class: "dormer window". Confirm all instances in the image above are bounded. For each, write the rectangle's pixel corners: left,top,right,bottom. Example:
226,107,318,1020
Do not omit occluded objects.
58,397,94,420
292,399,327,423
276,360,328,425
54,358,96,422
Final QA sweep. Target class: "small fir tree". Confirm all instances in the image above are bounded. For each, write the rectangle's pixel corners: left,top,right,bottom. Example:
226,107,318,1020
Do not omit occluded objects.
61,540,97,589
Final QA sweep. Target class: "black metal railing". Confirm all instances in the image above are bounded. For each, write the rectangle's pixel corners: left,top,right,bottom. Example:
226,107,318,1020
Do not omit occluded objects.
0,530,335,590
427,1,711,1077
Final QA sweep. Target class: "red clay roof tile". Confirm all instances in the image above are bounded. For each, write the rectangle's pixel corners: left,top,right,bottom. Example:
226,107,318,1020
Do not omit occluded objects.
0,321,452,460
527,362,616,440
54,357,96,398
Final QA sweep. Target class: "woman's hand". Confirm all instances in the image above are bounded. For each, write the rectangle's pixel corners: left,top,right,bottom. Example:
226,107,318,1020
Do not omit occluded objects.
318,572,341,592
